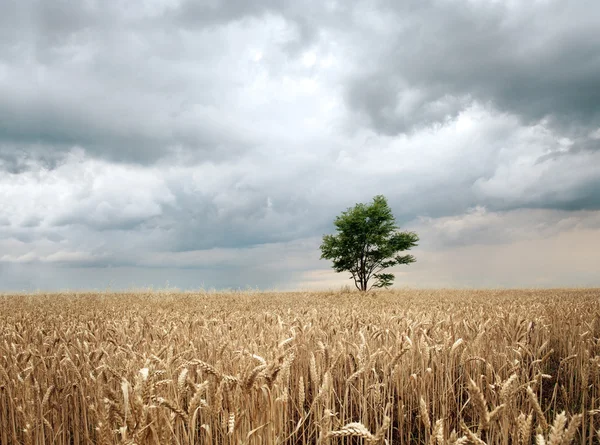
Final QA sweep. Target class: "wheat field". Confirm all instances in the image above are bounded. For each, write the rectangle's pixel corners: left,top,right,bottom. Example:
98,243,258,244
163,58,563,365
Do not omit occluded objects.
0,289,599,445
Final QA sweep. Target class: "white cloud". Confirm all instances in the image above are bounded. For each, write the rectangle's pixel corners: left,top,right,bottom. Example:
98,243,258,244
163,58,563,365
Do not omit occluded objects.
0,150,175,230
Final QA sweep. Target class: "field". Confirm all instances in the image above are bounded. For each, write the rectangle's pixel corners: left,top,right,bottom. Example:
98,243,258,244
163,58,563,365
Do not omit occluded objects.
1,289,599,445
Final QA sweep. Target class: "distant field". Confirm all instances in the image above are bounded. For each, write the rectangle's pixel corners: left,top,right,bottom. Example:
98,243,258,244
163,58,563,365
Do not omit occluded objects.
1,289,599,445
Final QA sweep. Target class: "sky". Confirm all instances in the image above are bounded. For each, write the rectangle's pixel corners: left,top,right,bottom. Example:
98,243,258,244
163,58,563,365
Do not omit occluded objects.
1,0,600,291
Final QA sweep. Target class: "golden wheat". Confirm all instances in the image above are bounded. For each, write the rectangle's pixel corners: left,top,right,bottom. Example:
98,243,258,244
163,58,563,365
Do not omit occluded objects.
0,288,598,444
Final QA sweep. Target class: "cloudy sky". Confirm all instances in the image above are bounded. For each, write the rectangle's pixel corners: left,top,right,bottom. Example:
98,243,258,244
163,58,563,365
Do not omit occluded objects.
1,0,600,291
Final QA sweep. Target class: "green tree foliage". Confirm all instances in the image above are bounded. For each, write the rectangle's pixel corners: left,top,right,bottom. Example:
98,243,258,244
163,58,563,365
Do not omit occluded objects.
320,195,419,291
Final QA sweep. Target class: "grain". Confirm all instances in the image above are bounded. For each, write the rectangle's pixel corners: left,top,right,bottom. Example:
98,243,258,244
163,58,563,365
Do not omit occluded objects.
0,288,598,444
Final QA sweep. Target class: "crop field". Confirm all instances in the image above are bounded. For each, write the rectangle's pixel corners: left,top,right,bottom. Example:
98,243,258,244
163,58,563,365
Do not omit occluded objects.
1,289,599,445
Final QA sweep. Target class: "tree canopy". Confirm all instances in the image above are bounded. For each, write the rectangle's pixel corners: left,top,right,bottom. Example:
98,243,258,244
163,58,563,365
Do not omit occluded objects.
320,195,419,291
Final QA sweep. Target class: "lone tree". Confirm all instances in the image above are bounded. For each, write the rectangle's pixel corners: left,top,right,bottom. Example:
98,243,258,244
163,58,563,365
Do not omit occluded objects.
320,195,419,291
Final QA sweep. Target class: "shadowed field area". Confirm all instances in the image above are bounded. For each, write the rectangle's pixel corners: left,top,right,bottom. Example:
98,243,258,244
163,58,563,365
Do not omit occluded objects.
1,289,599,444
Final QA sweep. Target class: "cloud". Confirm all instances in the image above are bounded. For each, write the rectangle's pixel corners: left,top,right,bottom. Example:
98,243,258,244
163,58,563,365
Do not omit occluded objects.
344,1,600,142
413,207,600,249
2,106,600,271
1,0,600,290
0,1,283,165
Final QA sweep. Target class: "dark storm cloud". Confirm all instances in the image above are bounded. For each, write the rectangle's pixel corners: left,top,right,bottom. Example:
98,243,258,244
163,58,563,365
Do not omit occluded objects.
3,0,599,166
536,136,600,165
170,0,347,54
2,0,600,290
0,91,252,165
160,194,325,252
345,0,600,137
0,0,261,165
0,144,67,173
0,0,112,61
172,0,288,29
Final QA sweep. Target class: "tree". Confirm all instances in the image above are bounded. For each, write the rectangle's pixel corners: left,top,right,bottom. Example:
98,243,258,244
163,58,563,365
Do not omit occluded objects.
320,195,419,291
